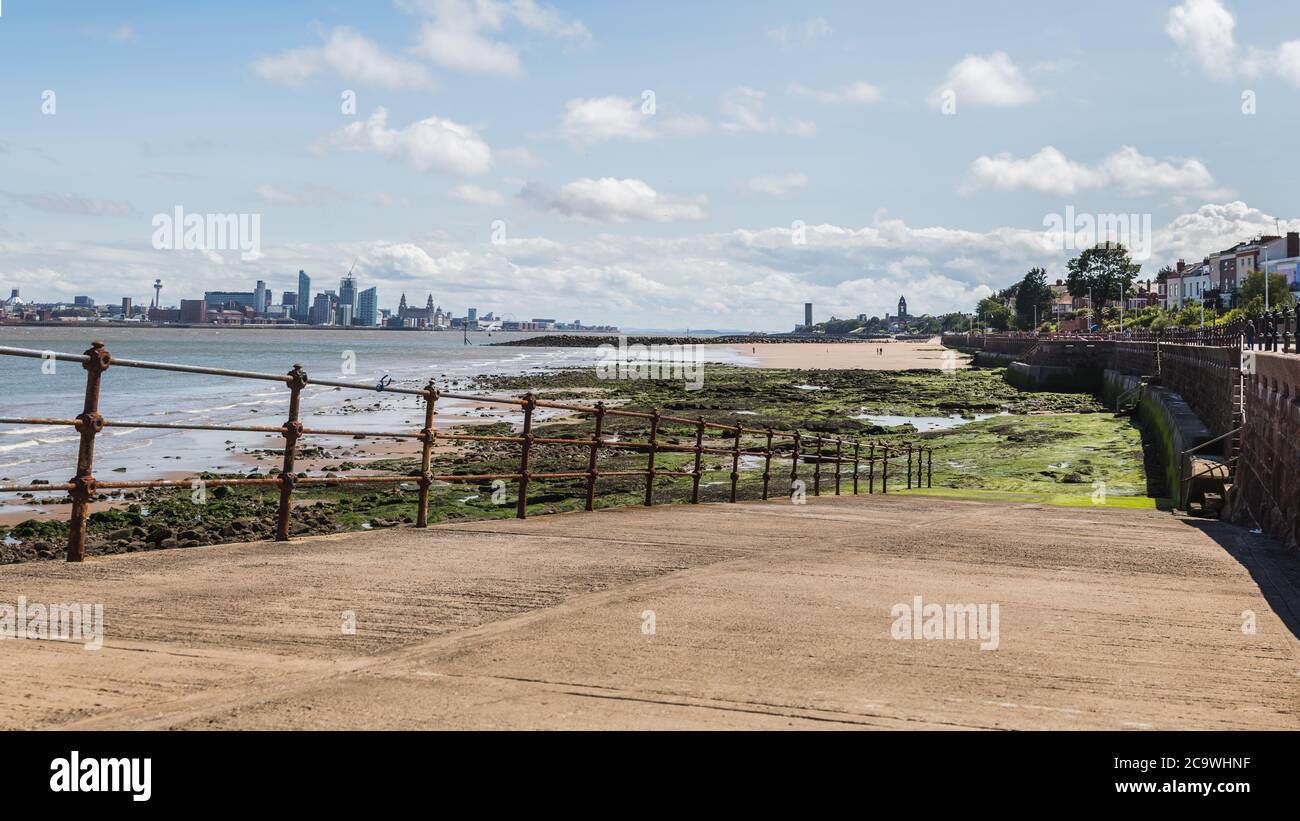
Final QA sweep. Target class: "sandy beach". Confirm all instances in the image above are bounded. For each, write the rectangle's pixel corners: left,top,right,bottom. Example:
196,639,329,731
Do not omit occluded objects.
714,338,969,370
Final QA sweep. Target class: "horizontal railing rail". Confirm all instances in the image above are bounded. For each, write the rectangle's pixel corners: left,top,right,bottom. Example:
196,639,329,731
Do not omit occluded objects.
0,341,937,561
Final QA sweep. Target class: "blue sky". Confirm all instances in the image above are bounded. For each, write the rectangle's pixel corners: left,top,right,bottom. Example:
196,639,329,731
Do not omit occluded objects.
1,0,1298,329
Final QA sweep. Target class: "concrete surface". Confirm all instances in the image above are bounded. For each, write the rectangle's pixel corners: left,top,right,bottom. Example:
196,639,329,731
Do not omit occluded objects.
2,494,1298,729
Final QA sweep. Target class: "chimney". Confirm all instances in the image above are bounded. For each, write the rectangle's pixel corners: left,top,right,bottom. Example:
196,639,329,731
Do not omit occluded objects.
1288,231,1299,259
1176,259,1186,273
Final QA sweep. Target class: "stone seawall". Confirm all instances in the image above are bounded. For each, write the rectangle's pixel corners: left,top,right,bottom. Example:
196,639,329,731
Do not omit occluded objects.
1102,370,1214,508
1160,345,1240,437
1232,352,1300,547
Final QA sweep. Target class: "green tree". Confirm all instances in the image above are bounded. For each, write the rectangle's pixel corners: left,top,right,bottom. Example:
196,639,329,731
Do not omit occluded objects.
976,296,1011,331
1239,270,1294,312
1013,267,1054,330
1064,243,1141,312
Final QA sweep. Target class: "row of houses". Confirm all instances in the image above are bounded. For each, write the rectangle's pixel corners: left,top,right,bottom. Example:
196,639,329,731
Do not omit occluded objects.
1162,231,1300,310
1038,231,1300,325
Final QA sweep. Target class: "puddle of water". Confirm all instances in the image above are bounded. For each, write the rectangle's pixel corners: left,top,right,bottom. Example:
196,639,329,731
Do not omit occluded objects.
852,411,1009,432
793,384,828,391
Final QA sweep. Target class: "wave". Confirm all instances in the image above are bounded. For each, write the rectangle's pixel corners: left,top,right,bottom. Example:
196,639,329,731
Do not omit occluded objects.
0,435,80,454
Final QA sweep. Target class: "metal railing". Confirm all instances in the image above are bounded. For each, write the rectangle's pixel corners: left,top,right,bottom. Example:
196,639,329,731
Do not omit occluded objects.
0,341,936,561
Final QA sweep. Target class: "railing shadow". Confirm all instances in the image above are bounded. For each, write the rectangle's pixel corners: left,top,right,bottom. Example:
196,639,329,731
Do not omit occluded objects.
1182,518,1300,642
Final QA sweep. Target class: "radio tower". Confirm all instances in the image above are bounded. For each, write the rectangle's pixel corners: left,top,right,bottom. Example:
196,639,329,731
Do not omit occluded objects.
152,279,162,310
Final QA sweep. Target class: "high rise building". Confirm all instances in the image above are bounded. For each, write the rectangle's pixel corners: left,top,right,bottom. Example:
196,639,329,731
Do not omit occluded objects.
297,270,311,323
282,292,297,309
121,297,132,317
804,302,813,329
339,276,358,326
311,291,336,325
467,307,478,323
254,280,267,317
357,287,378,327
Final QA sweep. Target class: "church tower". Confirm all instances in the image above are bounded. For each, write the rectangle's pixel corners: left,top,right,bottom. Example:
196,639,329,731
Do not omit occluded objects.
898,295,907,319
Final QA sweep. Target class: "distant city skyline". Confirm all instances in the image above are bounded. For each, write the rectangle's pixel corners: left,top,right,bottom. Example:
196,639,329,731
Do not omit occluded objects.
2,1,1299,329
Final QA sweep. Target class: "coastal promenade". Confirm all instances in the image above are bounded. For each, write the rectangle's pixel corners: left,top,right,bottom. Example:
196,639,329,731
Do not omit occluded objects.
3,493,1297,730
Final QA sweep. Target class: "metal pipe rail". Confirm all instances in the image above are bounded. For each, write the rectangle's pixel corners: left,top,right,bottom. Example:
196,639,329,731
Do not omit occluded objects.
0,341,936,561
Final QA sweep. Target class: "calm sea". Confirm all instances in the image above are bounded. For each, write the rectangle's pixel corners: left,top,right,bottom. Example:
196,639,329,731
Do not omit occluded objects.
0,326,747,487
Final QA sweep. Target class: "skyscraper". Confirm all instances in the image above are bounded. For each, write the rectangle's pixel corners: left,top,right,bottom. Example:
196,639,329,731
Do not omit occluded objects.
804,302,813,329
357,287,378,327
254,280,267,317
339,276,358,326
296,270,311,323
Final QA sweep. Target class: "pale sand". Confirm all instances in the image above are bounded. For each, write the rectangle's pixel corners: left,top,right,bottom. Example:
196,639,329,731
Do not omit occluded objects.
711,338,970,370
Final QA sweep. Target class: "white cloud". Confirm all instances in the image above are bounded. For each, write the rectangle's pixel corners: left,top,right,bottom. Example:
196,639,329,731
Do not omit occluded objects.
497,146,548,168
1166,0,1239,80
720,87,816,137
788,80,881,104
1166,0,1300,87
448,184,507,205
1276,40,1300,85
316,107,493,176
560,96,654,143
558,95,713,143
927,52,1037,108
256,183,413,207
9,201,1297,328
253,26,434,88
658,113,712,136
746,173,808,196
520,177,707,223
963,146,1228,198
405,0,589,76
765,17,832,49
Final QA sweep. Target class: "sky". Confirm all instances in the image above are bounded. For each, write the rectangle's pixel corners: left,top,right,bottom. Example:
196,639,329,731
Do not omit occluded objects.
1,0,1298,331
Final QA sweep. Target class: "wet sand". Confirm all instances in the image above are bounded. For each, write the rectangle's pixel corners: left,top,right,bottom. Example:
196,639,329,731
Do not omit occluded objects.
714,338,969,370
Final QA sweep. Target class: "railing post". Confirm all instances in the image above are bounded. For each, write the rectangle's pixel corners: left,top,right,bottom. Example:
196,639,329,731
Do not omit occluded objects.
882,443,889,494
728,425,742,503
868,443,875,494
906,444,913,490
789,432,800,497
584,402,605,511
516,392,535,519
834,439,843,496
852,441,860,495
690,416,705,504
414,378,438,528
916,445,924,488
761,427,774,500
643,408,660,506
67,340,110,562
927,448,933,488
276,364,308,540
813,435,823,497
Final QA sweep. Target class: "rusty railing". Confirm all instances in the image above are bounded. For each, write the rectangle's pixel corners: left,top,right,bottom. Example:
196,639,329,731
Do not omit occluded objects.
0,341,936,561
